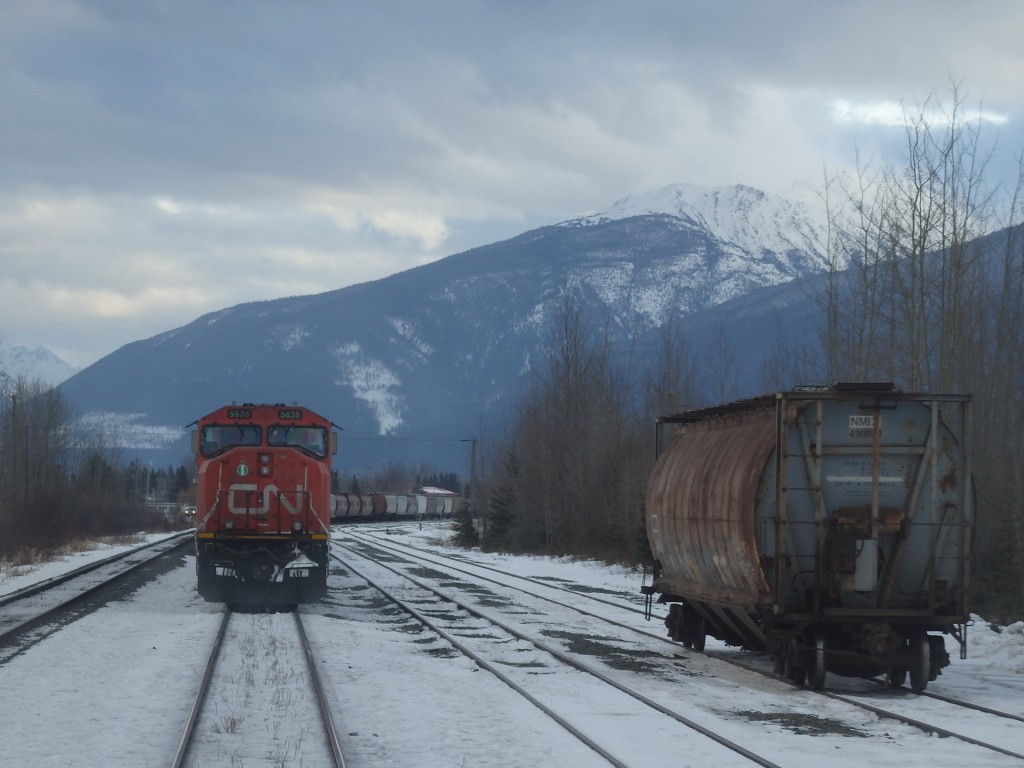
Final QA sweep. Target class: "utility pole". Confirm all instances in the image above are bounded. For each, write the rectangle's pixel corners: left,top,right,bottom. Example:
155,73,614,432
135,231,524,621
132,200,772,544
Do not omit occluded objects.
470,436,477,512
2,394,12,539
10,393,17,527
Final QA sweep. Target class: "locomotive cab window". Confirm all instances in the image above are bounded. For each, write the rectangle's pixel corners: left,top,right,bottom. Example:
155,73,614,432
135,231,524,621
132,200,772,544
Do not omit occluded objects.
268,425,328,458
200,424,261,456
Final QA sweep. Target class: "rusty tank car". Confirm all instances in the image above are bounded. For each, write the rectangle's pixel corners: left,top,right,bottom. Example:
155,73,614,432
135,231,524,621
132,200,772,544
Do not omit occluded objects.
643,383,972,692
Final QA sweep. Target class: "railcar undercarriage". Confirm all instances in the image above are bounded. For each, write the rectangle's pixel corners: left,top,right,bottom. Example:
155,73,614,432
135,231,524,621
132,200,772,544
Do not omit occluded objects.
653,591,964,692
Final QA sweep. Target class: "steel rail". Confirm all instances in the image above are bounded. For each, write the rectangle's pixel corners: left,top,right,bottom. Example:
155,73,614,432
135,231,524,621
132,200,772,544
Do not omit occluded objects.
347,528,649,617
344,529,660,627
345,530,1024,763
0,531,192,609
171,609,232,768
342,530,676,647
913,685,1024,723
824,690,1024,760
333,544,781,768
707,651,1024,761
333,549,630,768
0,536,193,647
293,610,347,768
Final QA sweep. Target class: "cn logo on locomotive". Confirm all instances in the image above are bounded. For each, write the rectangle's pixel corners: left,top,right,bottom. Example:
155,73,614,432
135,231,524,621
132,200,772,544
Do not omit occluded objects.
226,483,305,515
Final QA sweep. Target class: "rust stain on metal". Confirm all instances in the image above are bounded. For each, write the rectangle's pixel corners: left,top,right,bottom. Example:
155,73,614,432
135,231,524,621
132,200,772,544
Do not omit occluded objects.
939,465,958,493
646,406,775,610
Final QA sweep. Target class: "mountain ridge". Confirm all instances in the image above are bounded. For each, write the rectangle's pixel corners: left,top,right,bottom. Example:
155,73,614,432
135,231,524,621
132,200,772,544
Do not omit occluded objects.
57,182,832,470
1,345,78,387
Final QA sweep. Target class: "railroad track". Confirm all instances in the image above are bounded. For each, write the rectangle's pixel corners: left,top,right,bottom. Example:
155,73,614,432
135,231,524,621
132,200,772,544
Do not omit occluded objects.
333,540,782,768
172,608,346,768
0,532,192,655
339,525,1024,764
702,649,1024,760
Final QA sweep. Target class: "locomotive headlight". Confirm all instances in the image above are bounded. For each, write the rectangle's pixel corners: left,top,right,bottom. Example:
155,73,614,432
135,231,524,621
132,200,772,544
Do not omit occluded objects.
225,520,235,530
292,521,303,532
260,466,271,476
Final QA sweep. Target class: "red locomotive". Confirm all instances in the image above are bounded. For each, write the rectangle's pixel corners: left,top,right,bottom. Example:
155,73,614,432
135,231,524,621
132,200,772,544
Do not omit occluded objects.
192,403,335,606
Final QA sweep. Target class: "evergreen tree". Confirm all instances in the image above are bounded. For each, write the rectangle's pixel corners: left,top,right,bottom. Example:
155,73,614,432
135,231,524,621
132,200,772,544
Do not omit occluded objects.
452,501,479,547
482,452,518,551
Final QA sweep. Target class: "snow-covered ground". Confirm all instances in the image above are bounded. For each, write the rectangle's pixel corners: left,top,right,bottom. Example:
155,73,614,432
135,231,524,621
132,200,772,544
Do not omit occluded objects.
0,536,221,767
0,531,188,599
0,523,1022,767
328,524,1024,767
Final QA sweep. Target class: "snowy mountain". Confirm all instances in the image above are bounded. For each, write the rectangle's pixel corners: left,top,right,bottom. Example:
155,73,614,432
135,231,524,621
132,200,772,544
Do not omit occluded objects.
1,345,78,387
557,183,830,318
57,183,831,471
575,183,828,259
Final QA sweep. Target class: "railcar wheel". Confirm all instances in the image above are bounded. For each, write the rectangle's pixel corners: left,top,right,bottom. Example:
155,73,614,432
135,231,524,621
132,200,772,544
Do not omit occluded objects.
783,641,806,686
807,630,827,690
666,604,685,643
909,633,930,693
928,635,948,680
785,657,806,686
689,613,706,652
886,666,907,688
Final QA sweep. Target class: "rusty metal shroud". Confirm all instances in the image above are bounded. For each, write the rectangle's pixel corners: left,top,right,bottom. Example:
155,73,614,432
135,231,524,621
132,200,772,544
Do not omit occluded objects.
645,385,973,648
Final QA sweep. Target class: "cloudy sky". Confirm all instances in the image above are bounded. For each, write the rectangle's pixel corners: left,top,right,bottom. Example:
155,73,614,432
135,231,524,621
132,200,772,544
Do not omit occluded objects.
2,1,1022,370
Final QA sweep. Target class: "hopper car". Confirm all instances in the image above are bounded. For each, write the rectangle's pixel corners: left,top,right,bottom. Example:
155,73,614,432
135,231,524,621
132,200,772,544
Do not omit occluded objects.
331,491,457,521
192,403,336,606
643,383,972,692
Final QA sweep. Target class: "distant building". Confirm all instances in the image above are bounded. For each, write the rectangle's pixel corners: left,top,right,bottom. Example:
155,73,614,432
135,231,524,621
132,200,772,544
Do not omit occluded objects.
420,486,457,496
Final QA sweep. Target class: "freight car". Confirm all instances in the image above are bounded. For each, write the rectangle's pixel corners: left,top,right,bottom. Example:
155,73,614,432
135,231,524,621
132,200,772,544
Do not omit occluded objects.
192,403,336,606
331,491,457,521
643,383,972,692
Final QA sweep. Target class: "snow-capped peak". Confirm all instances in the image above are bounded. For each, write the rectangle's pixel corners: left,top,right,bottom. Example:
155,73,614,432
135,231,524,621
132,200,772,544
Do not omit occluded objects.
568,182,829,260
1,345,79,386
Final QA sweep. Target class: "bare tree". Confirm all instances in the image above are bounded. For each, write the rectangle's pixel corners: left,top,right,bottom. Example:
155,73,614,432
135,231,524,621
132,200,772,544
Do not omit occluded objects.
702,322,741,403
823,84,1024,619
822,153,895,381
644,315,700,416
758,316,821,392
0,378,77,551
490,290,649,560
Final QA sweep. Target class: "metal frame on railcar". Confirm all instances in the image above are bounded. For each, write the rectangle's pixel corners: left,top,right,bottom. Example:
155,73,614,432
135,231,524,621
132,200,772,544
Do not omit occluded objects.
192,403,337,606
643,383,973,692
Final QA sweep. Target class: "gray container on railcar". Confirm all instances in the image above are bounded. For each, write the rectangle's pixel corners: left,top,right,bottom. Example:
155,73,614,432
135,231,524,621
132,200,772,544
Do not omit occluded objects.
644,383,972,689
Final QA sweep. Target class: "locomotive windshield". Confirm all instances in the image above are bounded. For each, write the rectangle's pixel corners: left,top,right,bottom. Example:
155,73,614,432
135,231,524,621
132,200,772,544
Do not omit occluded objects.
200,424,261,456
268,425,328,458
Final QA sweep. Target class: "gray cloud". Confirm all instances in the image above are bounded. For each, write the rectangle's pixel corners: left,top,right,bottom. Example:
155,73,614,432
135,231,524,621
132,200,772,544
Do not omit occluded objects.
1,0,1022,367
